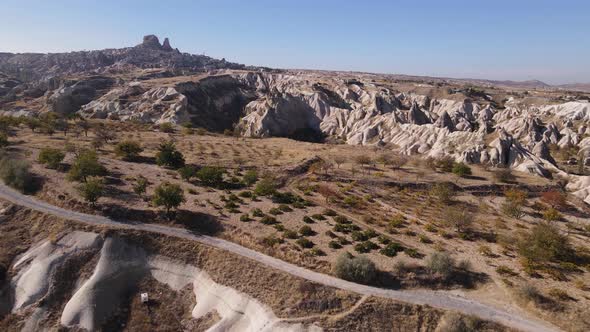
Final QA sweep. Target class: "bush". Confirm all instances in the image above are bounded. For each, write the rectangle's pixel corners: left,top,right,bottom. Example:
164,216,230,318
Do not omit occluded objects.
542,207,562,222
283,229,298,239
452,162,472,177
303,216,314,224
310,248,325,256
242,169,258,186
0,157,35,193
299,225,314,236
133,176,148,196
541,191,567,210
404,248,421,258
502,189,527,218
296,237,314,248
37,148,65,169
278,204,292,212
178,166,197,181
240,214,250,222
443,207,474,233
155,141,185,169
332,253,376,284
328,241,342,249
196,166,224,186
323,209,337,217
254,176,277,196
260,215,278,225
380,242,403,257
311,213,325,221
496,265,517,276
152,182,185,214
436,156,455,172
159,122,174,133
67,149,106,182
493,168,516,183
430,182,455,204
354,241,378,253
518,222,574,265
351,231,369,242
77,177,104,206
426,251,455,278
114,140,143,161
251,208,264,217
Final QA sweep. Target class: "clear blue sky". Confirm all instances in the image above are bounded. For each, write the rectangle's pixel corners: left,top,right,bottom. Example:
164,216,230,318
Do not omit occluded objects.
1,0,589,84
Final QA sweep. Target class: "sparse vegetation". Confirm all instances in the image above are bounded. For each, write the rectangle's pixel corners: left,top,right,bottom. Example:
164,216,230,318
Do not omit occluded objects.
332,253,376,284
37,148,65,169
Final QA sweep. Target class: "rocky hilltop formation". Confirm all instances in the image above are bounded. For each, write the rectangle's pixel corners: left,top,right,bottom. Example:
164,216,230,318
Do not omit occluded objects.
2,35,590,202
0,35,246,82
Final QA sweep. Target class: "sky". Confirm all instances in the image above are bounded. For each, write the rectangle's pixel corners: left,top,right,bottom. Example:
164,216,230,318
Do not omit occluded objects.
1,0,589,84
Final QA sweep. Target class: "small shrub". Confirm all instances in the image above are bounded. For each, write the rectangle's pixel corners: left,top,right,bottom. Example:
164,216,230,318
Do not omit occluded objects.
296,237,314,248
302,216,314,224
283,229,298,239
478,245,494,257
254,176,277,196
242,169,258,186
334,215,349,224
311,214,325,221
196,166,225,187
260,215,278,225
159,122,174,133
238,190,253,198
351,231,369,242
0,157,35,193
37,148,65,169
261,235,283,247
452,162,472,177
332,253,376,284
133,176,148,196
155,141,185,169
299,225,314,236
547,288,570,301
426,251,455,278
496,265,517,276
542,208,562,222
380,242,403,257
114,140,143,161
268,207,282,215
430,182,455,204
323,209,337,217
251,208,264,217
278,204,292,212
404,248,421,259
328,241,342,249
354,241,378,253
310,248,325,256
493,168,516,183
240,214,250,222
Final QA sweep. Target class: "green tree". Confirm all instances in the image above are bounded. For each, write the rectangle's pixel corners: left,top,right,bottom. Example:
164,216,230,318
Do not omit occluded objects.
155,141,185,169
114,140,143,161
178,165,197,181
37,148,65,169
196,166,225,186
152,182,185,215
77,177,104,206
67,149,107,182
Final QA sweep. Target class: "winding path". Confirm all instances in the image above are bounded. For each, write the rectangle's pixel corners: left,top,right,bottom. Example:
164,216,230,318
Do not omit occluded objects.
0,184,560,332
